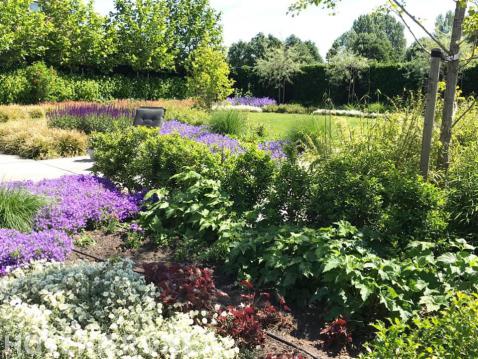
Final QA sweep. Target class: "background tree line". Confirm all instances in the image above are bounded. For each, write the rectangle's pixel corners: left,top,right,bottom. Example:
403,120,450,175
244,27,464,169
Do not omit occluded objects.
0,0,222,74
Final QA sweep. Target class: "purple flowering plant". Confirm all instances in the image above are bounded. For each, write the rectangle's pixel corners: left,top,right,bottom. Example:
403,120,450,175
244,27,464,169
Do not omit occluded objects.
8,175,141,233
0,229,73,276
227,97,277,108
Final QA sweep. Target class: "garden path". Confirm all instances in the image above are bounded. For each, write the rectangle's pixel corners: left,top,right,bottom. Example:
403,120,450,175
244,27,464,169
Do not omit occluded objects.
0,154,93,182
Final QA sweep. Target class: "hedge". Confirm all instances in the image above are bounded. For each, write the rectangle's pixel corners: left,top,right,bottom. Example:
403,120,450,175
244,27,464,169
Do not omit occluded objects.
231,63,429,106
0,65,187,104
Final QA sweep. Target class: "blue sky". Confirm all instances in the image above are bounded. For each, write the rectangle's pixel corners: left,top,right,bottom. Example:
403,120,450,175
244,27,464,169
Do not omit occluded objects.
94,0,454,57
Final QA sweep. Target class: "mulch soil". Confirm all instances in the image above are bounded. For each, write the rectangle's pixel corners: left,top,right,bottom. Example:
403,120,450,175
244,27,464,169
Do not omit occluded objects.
69,229,359,359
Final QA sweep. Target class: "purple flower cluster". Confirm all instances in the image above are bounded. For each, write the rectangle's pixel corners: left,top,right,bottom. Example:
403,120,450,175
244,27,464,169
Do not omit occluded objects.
0,229,73,276
9,176,141,233
160,120,243,154
227,97,277,108
259,141,287,159
49,103,134,120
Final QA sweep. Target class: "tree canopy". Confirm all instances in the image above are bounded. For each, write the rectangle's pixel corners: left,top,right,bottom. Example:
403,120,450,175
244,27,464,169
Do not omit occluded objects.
228,33,322,69
327,11,406,62
0,0,222,73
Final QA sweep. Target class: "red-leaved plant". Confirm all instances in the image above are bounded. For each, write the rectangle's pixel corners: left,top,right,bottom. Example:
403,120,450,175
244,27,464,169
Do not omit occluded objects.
142,262,227,312
216,280,291,349
320,317,352,349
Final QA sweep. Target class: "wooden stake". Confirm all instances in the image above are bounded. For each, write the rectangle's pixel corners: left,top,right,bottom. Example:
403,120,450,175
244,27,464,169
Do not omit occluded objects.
420,48,442,179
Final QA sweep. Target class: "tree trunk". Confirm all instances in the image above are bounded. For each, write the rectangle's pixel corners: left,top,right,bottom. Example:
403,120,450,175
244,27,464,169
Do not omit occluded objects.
438,2,467,170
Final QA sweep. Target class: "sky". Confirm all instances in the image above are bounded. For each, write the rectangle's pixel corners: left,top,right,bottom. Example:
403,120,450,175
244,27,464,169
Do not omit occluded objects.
93,0,455,58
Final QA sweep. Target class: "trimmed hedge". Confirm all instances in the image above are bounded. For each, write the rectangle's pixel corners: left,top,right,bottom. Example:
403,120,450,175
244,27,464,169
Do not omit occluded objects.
0,65,187,104
231,63,428,106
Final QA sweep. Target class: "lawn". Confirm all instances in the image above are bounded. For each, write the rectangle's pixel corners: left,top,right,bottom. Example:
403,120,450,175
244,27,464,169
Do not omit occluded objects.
247,112,364,140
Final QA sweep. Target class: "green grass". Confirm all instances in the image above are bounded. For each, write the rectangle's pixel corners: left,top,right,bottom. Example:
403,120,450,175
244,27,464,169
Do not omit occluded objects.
0,187,47,232
247,112,363,140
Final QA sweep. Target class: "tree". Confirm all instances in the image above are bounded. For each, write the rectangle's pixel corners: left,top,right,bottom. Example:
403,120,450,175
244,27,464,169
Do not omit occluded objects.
0,0,49,69
228,33,282,69
285,35,323,63
326,50,369,103
109,0,175,73
435,10,454,35
327,11,406,61
228,33,321,69
166,0,223,71
254,46,304,103
186,44,234,108
290,0,474,170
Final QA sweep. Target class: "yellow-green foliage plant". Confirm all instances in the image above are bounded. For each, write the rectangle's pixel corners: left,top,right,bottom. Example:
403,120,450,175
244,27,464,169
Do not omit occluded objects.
0,119,87,159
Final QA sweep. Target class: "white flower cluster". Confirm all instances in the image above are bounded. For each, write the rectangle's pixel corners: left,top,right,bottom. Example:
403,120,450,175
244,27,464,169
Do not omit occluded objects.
312,108,383,118
212,104,263,113
0,260,238,359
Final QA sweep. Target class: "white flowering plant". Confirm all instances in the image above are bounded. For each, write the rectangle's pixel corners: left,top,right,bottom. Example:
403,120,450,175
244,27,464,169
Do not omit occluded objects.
0,260,238,359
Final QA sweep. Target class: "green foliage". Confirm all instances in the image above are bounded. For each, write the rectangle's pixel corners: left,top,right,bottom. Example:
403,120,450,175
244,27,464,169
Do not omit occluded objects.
228,222,478,321
209,111,248,137
24,62,59,104
223,147,277,213
307,153,448,245
140,170,241,260
165,107,210,125
364,293,478,359
186,44,234,109
265,161,312,225
447,143,478,235
228,32,322,69
90,127,222,190
327,11,406,62
0,69,187,104
255,46,304,103
110,0,174,72
0,188,47,232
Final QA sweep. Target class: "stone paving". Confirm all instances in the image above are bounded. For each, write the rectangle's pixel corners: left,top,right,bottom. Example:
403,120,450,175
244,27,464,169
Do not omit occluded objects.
0,154,93,182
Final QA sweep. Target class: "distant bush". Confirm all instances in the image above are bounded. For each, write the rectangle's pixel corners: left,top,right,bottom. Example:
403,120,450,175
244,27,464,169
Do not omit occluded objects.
165,107,210,125
364,293,478,359
0,188,47,232
0,119,87,159
209,111,248,137
263,103,309,114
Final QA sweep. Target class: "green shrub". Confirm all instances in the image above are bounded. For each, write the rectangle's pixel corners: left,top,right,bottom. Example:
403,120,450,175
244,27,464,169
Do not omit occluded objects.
223,147,276,213
23,62,59,104
73,79,102,101
140,170,241,261
307,153,447,246
91,128,223,190
0,188,47,232
229,223,478,321
365,102,388,113
165,107,210,126
263,103,309,114
90,126,158,190
265,161,312,225
209,111,248,137
364,293,478,359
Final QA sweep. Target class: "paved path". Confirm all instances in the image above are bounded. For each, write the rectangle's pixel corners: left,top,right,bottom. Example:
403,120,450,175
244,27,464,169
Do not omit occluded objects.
0,154,94,182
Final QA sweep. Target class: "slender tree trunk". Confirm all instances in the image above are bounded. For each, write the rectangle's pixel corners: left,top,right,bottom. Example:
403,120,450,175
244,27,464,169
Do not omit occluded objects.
438,2,467,170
